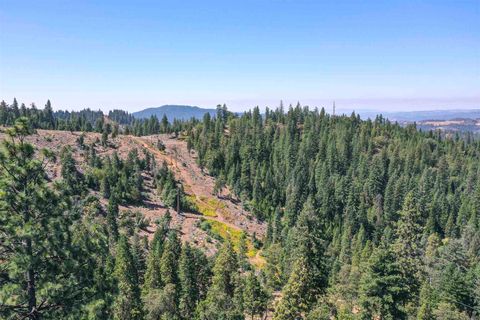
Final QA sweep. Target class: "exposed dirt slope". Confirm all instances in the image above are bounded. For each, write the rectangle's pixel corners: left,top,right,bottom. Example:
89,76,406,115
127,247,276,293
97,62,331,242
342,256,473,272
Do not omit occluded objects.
131,134,266,235
0,129,266,261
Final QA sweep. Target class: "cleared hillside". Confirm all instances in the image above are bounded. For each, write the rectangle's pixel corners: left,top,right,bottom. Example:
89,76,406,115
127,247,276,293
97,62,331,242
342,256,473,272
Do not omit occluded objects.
0,128,266,262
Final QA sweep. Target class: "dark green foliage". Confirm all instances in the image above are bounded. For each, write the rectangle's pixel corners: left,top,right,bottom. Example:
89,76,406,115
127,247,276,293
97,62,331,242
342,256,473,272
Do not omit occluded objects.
86,149,145,205
60,146,86,196
185,103,480,318
359,247,409,320
140,213,212,320
109,109,135,125
178,243,199,319
243,272,269,320
2,101,480,319
159,232,181,287
177,243,212,319
107,196,120,243
0,98,175,136
285,196,327,296
123,115,173,136
0,99,107,131
393,192,424,300
238,232,250,272
273,256,316,320
114,236,143,320
0,118,107,319
155,161,192,211
101,130,109,147
195,239,242,320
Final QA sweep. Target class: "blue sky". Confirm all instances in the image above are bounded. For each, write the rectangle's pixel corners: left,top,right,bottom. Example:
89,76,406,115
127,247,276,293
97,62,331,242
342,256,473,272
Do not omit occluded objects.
0,0,479,112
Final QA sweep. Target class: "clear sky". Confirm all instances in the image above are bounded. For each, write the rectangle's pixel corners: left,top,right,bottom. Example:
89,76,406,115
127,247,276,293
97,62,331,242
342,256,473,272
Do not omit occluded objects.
0,0,479,113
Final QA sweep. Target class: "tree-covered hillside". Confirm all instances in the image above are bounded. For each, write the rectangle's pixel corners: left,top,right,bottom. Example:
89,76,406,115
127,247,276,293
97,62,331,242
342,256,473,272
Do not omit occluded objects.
0,99,177,136
132,105,216,121
1,100,479,319
186,104,480,319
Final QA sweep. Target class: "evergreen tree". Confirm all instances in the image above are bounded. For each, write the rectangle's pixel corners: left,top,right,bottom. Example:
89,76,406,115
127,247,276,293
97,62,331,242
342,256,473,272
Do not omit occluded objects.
102,130,109,147
178,243,199,319
60,146,85,195
160,231,181,286
161,114,169,133
196,239,240,320
131,233,147,283
359,247,409,320
0,118,98,318
43,99,55,129
285,196,327,297
1,101,479,319
102,174,111,199
107,195,120,242
243,272,269,320
273,256,315,320
393,192,424,300
114,236,143,320
238,231,250,271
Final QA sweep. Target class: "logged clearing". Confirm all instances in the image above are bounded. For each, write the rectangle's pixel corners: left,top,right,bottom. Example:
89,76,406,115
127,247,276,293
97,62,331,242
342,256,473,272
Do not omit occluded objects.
0,129,266,264
128,133,267,266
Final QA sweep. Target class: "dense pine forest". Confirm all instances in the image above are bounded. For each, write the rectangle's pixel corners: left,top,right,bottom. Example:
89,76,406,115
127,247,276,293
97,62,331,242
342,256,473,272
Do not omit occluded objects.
0,99,180,136
1,99,480,319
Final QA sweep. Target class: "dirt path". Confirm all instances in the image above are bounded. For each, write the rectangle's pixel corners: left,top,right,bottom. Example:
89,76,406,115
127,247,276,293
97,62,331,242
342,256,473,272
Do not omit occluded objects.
129,134,267,238
1,129,266,259
129,134,267,266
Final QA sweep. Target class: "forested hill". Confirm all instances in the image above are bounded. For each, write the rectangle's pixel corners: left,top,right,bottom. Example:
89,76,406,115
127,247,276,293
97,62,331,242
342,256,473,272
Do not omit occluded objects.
186,106,480,319
132,105,217,120
1,99,480,319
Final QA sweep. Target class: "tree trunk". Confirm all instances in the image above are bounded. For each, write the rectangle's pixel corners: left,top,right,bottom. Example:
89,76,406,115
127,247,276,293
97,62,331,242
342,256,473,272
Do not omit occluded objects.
24,194,38,320
26,238,38,319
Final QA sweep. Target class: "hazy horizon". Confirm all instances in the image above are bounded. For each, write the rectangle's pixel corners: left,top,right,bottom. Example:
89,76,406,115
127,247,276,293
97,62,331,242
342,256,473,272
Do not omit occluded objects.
1,1,479,113
1,97,480,115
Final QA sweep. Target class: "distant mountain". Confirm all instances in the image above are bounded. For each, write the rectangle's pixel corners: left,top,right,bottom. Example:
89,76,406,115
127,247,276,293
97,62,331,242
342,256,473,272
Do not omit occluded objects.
132,105,216,121
131,105,480,133
356,109,480,122
350,109,480,133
